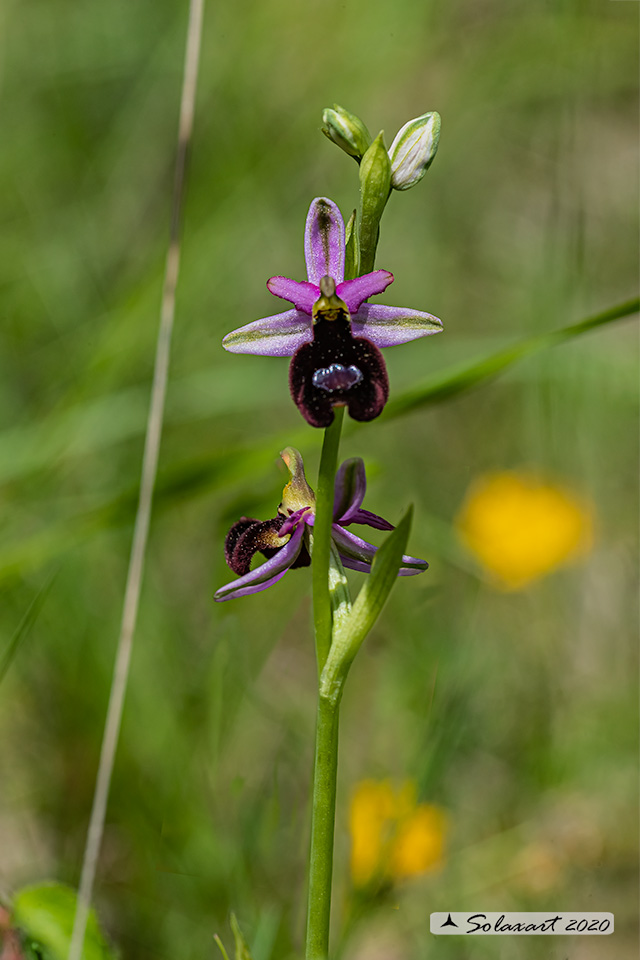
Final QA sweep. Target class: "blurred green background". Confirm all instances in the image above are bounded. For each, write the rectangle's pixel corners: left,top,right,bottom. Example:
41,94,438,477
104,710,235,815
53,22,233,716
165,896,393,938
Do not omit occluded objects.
0,0,637,957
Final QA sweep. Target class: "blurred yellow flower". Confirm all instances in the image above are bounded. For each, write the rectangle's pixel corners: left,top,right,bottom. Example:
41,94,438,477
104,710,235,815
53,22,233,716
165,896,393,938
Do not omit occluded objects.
456,471,593,590
349,780,446,887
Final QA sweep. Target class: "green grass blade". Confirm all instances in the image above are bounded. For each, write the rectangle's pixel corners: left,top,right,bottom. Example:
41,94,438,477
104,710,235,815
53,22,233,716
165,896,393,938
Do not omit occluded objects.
0,570,56,687
384,296,639,420
230,914,254,960
213,935,232,960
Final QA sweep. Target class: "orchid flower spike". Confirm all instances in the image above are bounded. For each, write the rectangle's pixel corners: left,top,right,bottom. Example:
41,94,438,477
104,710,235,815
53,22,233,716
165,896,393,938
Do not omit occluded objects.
214,448,428,601
222,198,443,428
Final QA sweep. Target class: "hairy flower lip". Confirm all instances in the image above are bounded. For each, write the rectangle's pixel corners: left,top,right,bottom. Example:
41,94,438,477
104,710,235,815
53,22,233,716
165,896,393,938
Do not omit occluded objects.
289,321,389,429
214,451,427,602
215,522,306,601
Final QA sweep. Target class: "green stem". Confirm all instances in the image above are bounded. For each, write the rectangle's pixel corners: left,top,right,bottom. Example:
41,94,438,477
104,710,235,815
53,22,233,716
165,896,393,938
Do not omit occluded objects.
305,407,345,960
305,159,386,958
311,406,345,676
305,693,341,960
358,185,391,276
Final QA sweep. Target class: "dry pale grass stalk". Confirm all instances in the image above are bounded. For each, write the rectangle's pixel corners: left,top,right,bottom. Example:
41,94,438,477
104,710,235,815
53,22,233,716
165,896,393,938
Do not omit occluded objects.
68,2,205,957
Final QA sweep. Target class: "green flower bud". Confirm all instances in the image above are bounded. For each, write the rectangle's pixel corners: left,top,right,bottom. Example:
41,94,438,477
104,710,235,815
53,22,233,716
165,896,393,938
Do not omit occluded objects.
388,111,441,191
359,131,392,274
321,104,372,161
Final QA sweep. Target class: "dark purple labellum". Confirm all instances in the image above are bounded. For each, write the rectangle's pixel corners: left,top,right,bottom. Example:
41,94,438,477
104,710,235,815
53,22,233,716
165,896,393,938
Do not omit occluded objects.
312,363,363,393
225,516,286,575
289,315,389,428
224,514,310,576
224,517,261,573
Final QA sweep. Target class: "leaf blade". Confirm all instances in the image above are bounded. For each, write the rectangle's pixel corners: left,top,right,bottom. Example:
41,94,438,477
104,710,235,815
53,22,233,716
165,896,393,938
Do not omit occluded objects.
11,883,116,960
320,508,413,700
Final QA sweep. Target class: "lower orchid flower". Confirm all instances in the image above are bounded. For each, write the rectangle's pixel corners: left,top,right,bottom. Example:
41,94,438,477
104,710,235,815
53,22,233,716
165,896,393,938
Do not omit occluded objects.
214,448,427,601
222,197,443,428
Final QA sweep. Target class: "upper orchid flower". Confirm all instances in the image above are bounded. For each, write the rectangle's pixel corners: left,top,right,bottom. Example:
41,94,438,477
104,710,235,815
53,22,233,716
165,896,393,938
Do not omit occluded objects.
214,448,427,601
222,198,443,428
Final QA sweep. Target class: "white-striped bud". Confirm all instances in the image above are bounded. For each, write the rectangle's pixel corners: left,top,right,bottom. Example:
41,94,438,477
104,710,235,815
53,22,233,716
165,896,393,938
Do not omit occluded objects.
388,112,441,191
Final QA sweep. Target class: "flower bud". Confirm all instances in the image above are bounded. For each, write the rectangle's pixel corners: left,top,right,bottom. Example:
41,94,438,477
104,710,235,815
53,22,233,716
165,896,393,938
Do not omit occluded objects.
388,112,441,191
359,131,392,274
321,104,372,161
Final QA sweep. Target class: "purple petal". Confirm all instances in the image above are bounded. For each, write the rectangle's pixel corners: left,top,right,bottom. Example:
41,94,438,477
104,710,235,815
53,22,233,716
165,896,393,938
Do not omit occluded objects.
214,524,304,601
279,507,311,537
330,525,377,563
333,457,367,522
339,553,424,577
304,197,345,285
346,508,394,531
339,554,373,574
337,271,394,313
267,276,318,314
222,309,312,357
216,566,291,600
331,524,428,575
351,303,443,347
